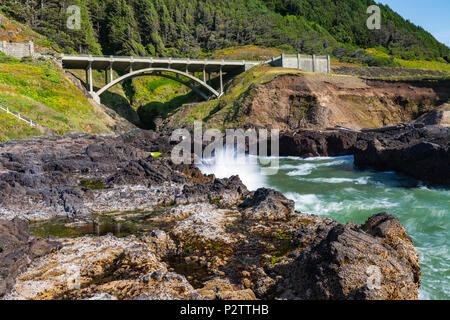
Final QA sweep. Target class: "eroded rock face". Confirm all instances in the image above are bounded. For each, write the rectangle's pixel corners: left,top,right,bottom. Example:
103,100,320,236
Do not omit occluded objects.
240,188,295,220
0,218,59,297
278,129,358,158
354,126,449,185
163,73,449,132
3,234,198,300
0,132,246,220
277,125,449,185
272,213,420,300
415,103,450,127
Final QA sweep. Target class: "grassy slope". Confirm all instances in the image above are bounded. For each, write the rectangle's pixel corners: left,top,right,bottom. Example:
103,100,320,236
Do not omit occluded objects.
132,76,196,127
0,55,114,141
365,48,450,73
0,111,42,142
0,14,120,142
68,68,136,122
0,13,58,53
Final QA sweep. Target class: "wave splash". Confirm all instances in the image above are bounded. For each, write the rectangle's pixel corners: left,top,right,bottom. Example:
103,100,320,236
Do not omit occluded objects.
198,148,266,191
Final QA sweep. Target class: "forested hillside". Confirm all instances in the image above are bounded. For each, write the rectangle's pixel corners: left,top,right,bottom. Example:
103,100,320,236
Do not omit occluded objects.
1,0,449,63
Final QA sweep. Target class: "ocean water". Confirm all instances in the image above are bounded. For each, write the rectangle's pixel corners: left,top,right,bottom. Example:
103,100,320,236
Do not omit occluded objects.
199,151,450,300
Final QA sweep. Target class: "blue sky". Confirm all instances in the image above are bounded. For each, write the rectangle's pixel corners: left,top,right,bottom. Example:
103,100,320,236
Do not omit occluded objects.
377,0,450,47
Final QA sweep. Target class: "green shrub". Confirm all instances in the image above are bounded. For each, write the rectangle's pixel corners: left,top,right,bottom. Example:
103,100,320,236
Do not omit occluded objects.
21,56,33,63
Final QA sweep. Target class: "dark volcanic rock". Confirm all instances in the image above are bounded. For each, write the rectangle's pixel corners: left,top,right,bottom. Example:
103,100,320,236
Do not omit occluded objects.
354,126,450,185
278,125,449,185
0,218,59,297
279,130,358,158
0,131,241,219
106,157,189,186
175,175,248,206
273,213,420,300
240,188,295,220
0,130,423,300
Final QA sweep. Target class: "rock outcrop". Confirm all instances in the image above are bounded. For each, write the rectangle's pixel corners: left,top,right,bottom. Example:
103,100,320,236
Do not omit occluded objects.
0,218,59,297
240,188,295,220
0,132,423,300
163,72,450,132
353,126,450,185
276,125,449,185
415,103,450,127
0,131,211,220
272,213,420,300
278,129,358,158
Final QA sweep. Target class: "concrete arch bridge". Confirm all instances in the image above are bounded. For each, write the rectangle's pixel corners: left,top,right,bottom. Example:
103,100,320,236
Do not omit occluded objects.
61,55,262,103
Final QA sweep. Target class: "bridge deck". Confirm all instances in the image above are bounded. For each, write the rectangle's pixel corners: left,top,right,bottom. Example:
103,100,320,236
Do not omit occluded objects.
61,55,261,73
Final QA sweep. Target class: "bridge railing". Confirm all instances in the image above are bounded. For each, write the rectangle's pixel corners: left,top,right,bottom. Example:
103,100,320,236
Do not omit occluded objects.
0,102,37,127
60,54,261,64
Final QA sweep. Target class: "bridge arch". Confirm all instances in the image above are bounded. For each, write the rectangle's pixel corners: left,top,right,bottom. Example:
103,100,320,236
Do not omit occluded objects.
95,67,221,101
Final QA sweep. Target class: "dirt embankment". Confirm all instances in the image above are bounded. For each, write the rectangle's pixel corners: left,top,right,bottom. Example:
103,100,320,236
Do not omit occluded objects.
332,66,449,78
195,73,449,131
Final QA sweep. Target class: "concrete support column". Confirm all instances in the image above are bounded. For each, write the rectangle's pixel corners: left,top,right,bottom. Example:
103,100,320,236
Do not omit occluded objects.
109,60,114,83
85,68,89,90
219,65,223,95
203,65,206,83
129,56,134,73
281,53,285,68
297,53,300,70
312,54,316,72
88,62,93,93
28,40,34,57
186,59,190,75
327,55,331,74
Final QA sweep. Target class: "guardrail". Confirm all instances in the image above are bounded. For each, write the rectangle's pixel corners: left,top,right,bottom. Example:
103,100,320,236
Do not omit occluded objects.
0,102,37,127
60,54,262,64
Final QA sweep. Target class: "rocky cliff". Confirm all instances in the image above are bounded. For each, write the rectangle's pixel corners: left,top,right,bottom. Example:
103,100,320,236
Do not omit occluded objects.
163,69,450,132
276,125,449,186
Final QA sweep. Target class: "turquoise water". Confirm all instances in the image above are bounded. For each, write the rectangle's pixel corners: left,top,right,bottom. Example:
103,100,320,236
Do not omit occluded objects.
263,156,449,300
200,153,450,299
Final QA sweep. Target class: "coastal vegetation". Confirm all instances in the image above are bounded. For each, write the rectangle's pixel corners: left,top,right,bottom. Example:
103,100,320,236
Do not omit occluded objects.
0,1,448,139
0,53,114,141
1,0,448,62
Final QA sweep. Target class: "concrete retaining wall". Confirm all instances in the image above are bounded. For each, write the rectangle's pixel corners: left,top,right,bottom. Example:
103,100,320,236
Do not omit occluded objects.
0,40,36,59
269,54,330,73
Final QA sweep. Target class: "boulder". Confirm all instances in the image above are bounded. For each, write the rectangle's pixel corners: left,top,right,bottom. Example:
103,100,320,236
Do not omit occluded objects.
240,188,295,220
274,213,421,300
354,126,450,185
0,218,59,297
415,103,450,127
